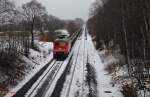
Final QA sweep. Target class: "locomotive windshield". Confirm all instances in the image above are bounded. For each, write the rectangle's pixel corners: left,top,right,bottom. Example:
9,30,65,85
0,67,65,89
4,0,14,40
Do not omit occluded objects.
57,35,68,39
54,29,70,39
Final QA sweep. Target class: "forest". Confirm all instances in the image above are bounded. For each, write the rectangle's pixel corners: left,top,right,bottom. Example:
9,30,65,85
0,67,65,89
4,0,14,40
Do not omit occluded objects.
87,0,150,96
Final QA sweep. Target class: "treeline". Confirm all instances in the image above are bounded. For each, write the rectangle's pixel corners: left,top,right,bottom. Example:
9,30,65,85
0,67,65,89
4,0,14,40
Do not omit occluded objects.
40,18,84,42
88,0,150,60
0,0,84,55
0,0,84,43
87,0,150,96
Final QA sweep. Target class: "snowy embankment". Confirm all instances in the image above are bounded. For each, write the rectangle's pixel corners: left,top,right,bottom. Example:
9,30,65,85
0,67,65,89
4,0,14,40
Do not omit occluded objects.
86,35,123,97
98,49,150,97
4,42,53,97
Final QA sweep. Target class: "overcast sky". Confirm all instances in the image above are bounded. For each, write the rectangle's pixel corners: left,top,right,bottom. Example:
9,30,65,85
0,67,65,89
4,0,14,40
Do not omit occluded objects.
13,0,95,20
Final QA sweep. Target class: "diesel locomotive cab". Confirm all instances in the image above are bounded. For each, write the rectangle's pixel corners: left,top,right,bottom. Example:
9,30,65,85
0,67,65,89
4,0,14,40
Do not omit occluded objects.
53,29,71,59
53,39,71,59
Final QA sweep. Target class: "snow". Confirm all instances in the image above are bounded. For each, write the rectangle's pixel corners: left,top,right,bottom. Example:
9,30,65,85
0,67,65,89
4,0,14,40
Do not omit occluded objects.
45,34,84,97
60,38,83,97
85,34,123,97
4,42,53,97
59,29,88,97
4,28,124,97
45,53,73,97
25,35,82,97
38,42,53,54
59,27,123,97
25,60,57,97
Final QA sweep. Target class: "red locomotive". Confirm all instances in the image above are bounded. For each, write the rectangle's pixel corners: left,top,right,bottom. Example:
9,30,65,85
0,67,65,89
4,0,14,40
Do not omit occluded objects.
53,39,71,59
53,29,71,59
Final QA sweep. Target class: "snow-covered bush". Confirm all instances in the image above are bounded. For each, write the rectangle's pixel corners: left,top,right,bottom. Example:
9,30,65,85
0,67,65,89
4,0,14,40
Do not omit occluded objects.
99,49,150,97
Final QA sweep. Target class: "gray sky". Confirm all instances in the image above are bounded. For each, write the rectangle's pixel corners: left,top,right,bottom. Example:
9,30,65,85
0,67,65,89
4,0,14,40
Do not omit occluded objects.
13,0,95,20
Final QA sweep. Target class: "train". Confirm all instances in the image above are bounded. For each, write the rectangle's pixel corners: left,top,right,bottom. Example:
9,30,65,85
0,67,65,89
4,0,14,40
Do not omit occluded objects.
53,29,71,59
53,28,82,59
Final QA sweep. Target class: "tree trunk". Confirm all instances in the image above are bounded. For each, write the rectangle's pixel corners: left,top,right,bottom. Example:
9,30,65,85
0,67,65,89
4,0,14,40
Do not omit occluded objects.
140,27,146,60
31,29,34,47
122,16,130,64
31,18,35,48
143,10,150,46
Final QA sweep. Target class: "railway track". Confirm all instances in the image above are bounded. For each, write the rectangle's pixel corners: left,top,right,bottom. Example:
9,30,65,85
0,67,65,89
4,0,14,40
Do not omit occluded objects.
81,33,87,97
25,31,82,97
60,31,87,97
66,40,82,97
11,59,55,97
10,28,83,97
25,60,63,97
45,35,83,97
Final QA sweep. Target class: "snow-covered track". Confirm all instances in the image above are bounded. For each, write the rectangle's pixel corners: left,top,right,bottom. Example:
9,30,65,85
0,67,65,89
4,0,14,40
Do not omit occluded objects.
12,59,54,97
60,27,88,97
11,28,83,97
64,38,83,97
26,49,74,97
81,37,87,97
25,60,64,97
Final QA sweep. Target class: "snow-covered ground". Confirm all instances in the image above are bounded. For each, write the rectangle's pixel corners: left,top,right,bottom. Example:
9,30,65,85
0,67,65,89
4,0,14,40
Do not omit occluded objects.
4,29,124,97
86,35,123,97
60,32,86,97
59,28,123,97
4,42,53,97
98,48,150,97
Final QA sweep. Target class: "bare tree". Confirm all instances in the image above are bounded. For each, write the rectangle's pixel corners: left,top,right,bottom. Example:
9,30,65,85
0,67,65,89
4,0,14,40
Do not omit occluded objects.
0,0,16,29
22,0,46,48
0,0,15,14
